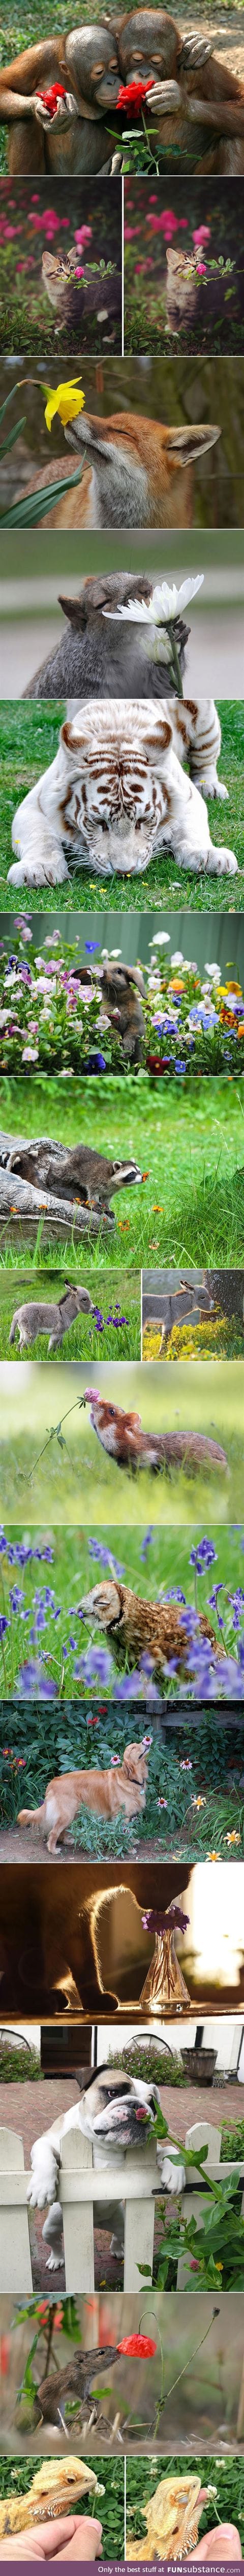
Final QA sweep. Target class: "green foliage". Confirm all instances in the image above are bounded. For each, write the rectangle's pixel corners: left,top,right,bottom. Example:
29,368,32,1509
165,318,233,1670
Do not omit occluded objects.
105,2039,185,2082
221,2116,244,2162
0,2039,41,2078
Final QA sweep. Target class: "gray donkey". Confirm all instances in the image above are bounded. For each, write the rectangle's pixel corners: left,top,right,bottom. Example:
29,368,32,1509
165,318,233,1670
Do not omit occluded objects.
9,1281,96,1354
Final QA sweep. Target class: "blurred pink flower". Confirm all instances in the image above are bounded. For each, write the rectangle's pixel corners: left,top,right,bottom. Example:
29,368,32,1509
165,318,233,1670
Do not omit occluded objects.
74,223,92,243
193,223,210,244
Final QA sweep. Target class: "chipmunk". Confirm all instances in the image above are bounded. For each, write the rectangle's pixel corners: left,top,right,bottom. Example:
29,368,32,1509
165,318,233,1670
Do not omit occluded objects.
79,1578,224,1675
9,1282,96,1353
7,1138,142,1216
0,2462,103,2537
42,247,121,337
83,1390,228,1476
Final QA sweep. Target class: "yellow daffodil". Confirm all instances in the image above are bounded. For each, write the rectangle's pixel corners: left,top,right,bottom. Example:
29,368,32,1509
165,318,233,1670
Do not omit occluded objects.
44,378,85,431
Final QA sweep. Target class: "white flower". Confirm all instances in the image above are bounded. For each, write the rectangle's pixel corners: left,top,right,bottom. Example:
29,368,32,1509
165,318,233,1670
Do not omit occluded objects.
148,932,170,947
204,961,221,980
102,574,204,625
170,950,184,967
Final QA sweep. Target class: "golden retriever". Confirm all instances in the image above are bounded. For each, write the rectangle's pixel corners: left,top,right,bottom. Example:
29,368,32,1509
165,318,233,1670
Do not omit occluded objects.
17,1739,149,1854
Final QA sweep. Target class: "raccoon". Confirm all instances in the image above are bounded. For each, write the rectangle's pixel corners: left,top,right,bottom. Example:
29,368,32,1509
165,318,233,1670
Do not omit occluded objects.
7,1138,142,1216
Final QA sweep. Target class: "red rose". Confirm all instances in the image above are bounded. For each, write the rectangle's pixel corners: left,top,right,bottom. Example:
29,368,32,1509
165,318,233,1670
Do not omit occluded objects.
116,78,155,113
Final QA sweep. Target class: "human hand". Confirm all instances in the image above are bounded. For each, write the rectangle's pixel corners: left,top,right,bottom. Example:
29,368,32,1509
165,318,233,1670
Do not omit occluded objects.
0,2515,103,2561
191,2522,241,2561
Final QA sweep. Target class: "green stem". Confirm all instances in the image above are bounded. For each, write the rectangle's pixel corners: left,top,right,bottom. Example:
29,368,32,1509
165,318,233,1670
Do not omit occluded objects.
158,2307,220,2423
19,1393,86,1485
168,621,184,697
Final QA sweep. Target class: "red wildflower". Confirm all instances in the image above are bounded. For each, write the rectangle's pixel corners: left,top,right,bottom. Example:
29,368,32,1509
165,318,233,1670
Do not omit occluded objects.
117,2334,157,2357
116,78,155,113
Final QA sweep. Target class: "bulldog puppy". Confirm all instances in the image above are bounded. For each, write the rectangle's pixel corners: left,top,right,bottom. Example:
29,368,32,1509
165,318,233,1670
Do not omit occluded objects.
26,2063,185,2269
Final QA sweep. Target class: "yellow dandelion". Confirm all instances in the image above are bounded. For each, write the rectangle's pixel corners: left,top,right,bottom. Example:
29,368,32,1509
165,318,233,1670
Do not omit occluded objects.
44,378,85,431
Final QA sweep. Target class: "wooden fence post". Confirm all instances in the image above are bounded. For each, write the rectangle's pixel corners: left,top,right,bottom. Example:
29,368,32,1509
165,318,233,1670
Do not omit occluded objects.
0,2128,32,2292
60,2125,95,2293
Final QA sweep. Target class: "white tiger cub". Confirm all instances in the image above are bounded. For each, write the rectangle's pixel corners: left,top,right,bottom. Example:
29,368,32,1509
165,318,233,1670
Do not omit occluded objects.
8,698,237,885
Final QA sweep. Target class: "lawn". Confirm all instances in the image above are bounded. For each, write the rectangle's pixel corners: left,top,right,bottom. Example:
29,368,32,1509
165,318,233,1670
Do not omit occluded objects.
0,1268,140,1364
1,1075,244,1269
1,701,243,914
1,1704,243,1861
0,1356,242,1524
0,1519,243,1700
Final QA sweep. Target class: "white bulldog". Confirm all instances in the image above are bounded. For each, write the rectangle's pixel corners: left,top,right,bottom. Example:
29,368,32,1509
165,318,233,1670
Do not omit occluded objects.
26,2063,186,2270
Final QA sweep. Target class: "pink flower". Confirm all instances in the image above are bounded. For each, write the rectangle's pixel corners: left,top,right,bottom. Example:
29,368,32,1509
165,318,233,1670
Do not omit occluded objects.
195,262,206,274
193,224,210,245
125,224,140,240
74,223,92,244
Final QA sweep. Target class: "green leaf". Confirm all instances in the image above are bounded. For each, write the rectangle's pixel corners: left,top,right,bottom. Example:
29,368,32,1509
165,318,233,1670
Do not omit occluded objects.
0,415,26,459
0,459,86,530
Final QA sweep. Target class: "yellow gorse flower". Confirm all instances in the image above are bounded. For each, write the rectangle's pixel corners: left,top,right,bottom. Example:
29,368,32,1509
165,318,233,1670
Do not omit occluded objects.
44,379,85,431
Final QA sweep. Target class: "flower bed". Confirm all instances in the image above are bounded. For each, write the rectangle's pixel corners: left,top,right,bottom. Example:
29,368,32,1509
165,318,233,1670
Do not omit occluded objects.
1,929,244,1077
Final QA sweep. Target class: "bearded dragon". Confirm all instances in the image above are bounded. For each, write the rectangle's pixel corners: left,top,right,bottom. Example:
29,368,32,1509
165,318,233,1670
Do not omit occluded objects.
0,2458,104,2536
127,2472,217,2559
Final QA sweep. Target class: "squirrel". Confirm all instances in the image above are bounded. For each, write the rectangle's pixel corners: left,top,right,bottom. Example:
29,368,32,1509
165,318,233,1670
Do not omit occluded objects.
0,2462,102,2536
9,1282,96,1354
74,959,145,1066
7,1138,142,1215
79,1577,225,1675
83,1390,228,1477
42,247,121,339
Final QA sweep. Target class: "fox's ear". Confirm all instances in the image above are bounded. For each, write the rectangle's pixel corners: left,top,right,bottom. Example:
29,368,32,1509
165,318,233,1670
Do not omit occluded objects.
165,424,220,467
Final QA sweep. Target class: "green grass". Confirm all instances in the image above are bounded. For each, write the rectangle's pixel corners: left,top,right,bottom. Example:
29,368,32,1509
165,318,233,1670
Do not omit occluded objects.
1,1073,244,1270
0,1519,243,1699
0,1356,242,1524
1,700,243,912
126,2454,244,2555
0,1268,140,1363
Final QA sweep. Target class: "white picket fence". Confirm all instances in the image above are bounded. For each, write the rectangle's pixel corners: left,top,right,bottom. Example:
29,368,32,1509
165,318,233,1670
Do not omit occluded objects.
0,2119,243,2295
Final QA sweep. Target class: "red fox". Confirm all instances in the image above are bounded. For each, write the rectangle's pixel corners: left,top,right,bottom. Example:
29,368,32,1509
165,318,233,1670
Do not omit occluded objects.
16,411,221,530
